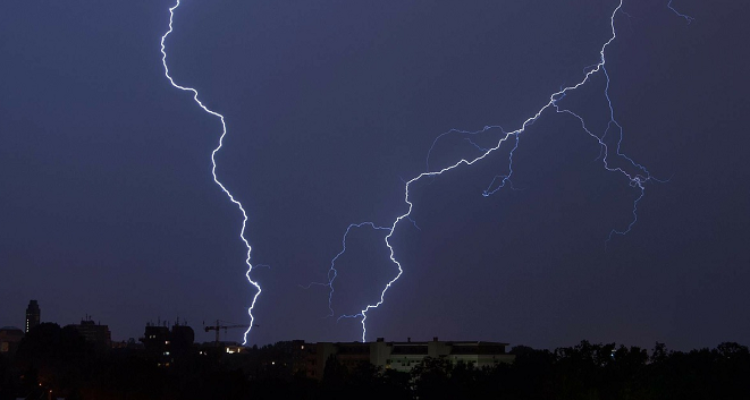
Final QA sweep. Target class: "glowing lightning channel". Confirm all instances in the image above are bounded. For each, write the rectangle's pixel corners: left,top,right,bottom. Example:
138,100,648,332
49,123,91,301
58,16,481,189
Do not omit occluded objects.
668,0,695,24
302,222,393,318
425,125,506,172
329,0,692,342
161,0,260,345
425,125,521,195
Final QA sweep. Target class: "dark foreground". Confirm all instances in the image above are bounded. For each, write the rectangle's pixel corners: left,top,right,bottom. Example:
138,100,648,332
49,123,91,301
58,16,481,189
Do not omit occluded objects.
1,324,748,399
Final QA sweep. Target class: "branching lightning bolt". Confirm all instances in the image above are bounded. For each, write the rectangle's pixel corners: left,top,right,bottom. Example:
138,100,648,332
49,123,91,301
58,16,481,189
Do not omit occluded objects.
161,0,260,345
319,0,693,342
302,222,393,318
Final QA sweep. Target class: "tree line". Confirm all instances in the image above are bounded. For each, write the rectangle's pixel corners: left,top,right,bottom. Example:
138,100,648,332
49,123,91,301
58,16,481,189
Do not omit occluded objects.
1,323,748,399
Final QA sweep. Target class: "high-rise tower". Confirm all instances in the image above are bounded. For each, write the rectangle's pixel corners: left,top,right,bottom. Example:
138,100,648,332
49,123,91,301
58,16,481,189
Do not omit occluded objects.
25,300,40,333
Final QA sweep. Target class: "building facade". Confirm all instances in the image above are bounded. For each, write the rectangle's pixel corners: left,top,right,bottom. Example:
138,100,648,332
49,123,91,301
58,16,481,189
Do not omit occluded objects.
308,337,515,379
0,326,24,355
140,322,195,367
68,319,112,348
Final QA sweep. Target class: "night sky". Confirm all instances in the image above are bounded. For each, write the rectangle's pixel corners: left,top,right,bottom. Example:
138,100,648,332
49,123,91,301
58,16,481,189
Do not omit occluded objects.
1,0,748,350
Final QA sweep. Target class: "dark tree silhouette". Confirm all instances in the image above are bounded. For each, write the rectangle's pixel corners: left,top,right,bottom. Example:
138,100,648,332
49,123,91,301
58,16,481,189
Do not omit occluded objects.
2,337,749,399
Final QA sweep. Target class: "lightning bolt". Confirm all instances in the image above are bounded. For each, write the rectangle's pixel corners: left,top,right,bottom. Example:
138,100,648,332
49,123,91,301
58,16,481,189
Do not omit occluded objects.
322,0,693,342
668,0,695,24
161,0,260,345
302,222,393,318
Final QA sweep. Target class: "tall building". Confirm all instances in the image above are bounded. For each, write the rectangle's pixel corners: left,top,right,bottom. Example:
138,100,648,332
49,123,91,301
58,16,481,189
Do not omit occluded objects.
140,321,195,367
25,300,40,333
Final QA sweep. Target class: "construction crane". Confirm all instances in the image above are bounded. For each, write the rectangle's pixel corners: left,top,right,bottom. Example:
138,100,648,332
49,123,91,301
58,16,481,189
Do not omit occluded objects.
203,320,253,346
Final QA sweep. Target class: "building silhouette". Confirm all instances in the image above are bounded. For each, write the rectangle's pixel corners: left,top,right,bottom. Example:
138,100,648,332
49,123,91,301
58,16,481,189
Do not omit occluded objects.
238,337,516,380
0,326,24,355
308,337,515,378
25,300,40,333
140,321,195,367
67,318,112,348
